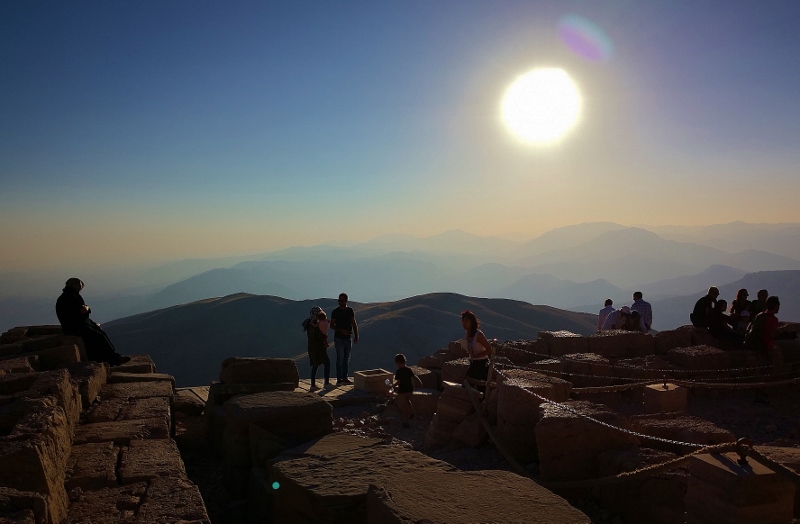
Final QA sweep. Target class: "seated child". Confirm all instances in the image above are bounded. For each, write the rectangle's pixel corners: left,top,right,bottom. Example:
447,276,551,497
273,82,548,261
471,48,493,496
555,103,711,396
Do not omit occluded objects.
393,353,423,428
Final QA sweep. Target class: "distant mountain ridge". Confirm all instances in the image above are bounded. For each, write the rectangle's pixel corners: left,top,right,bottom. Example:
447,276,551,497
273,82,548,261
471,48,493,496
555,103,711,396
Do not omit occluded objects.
104,292,596,387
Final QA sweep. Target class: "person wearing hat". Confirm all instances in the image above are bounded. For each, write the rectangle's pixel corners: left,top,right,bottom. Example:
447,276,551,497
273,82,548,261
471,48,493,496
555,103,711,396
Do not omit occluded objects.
302,306,331,391
602,305,631,330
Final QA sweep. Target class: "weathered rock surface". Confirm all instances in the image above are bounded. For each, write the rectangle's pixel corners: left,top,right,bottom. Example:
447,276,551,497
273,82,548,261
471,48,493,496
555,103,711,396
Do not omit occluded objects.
367,469,591,524
539,330,588,357
586,330,655,359
218,357,299,387
629,413,735,453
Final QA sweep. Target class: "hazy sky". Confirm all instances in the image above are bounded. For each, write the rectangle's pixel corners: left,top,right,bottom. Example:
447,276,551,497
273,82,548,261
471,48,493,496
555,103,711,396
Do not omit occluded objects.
2,1,800,270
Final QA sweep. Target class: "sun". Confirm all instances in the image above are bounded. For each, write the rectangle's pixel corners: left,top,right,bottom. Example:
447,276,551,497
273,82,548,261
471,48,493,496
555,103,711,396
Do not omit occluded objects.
501,68,582,145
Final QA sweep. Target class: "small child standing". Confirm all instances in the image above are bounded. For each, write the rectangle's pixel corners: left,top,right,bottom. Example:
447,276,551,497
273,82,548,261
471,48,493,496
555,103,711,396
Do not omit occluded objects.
393,353,423,428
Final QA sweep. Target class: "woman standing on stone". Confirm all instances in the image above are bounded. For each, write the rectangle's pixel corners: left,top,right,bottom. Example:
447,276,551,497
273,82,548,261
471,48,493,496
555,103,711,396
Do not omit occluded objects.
302,306,331,391
461,310,491,393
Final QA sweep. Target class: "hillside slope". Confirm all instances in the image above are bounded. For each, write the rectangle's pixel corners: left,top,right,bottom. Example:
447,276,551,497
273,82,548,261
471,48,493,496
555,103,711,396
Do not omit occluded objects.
105,292,596,387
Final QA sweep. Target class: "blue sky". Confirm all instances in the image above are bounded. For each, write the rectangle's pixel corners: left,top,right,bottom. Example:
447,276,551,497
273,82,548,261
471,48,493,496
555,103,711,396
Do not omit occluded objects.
2,1,800,270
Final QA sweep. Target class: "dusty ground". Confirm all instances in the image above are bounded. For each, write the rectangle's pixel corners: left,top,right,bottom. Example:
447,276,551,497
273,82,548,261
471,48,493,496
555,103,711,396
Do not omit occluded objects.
176,384,800,524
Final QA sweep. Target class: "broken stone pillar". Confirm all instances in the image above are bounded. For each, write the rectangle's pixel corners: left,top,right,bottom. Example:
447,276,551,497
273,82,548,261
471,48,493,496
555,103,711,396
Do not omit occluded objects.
685,452,795,524
643,383,688,413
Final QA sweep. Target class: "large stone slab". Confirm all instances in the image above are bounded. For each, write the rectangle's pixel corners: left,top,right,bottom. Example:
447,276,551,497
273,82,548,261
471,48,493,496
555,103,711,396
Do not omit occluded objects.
64,442,118,492
586,330,655,359
136,477,210,523
270,442,457,524
72,417,171,445
118,439,187,484
440,357,470,385
174,387,207,416
498,339,548,365
367,469,590,524
0,487,48,524
0,357,36,375
85,397,171,424
629,413,735,453
654,327,694,354
539,330,588,357
97,381,173,401
65,482,148,523
664,345,728,372
536,401,639,481
111,354,155,374
219,357,299,386
562,353,613,388
0,401,71,524
107,372,175,389
65,362,107,408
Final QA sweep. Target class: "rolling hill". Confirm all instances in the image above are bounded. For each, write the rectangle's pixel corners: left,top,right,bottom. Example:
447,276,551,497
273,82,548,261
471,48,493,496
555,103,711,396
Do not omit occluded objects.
104,292,596,387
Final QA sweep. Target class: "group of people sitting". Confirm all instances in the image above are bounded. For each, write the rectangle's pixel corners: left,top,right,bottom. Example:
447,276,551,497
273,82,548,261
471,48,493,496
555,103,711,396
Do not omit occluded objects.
691,286,782,352
597,292,653,333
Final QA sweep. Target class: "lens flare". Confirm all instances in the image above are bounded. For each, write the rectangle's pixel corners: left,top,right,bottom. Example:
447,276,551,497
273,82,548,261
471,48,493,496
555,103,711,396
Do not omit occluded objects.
558,14,613,63
272,481,280,490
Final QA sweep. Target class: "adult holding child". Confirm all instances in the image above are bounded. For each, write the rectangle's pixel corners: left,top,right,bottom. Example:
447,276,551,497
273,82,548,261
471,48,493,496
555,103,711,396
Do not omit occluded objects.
461,310,492,392
302,306,331,391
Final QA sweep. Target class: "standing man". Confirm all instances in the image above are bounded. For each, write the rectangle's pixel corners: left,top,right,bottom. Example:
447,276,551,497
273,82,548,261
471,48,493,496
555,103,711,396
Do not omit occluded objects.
630,291,653,332
331,292,359,385
597,299,614,332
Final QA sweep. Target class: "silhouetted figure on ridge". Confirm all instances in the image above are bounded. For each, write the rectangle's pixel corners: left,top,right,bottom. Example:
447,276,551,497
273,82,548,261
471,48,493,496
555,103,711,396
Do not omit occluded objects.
630,291,652,332
597,298,614,332
690,286,719,328
55,278,130,366
331,292,359,385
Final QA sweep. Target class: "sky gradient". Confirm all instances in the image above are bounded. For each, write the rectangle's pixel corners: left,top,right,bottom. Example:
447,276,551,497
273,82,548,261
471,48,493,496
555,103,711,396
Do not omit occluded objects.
2,1,800,271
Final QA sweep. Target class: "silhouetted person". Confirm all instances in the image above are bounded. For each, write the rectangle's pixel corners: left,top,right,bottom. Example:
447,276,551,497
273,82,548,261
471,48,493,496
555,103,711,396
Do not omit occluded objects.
331,292,359,385
461,309,491,394
630,291,652,332
691,286,719,328
302,306,331,391
56,278,130,366
747,289,769,320
602,305,631,330
745,296,782,403
707,299,743,345
729,288,750,333
597,298,614,332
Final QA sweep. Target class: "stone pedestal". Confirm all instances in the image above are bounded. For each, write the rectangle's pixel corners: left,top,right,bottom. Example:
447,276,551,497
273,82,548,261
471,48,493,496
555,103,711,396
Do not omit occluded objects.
353,369,393,396
685,452,795,524
643,383,687,413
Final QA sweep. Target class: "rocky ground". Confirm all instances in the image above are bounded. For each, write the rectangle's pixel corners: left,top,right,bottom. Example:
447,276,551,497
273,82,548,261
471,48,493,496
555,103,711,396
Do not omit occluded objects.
176,385,800,524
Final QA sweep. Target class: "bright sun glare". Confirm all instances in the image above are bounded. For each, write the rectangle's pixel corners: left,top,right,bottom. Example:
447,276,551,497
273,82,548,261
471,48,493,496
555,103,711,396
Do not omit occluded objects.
501,68,582,145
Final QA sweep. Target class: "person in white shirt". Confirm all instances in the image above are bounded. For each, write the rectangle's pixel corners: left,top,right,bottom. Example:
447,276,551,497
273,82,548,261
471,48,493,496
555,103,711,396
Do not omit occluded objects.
597,299,614,332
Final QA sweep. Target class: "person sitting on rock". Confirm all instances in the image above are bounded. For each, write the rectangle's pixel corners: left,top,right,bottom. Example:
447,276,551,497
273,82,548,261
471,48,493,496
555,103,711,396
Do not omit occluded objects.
621,310,643,332
55,278,131,366
690,286,719,328
729,288,751,333
707,299,743,345
597,298,614,332
602,305,631,330
747,289,769,321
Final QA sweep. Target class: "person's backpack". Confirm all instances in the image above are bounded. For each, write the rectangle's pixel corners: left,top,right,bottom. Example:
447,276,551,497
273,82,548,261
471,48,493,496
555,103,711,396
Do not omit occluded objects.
744,312,766,349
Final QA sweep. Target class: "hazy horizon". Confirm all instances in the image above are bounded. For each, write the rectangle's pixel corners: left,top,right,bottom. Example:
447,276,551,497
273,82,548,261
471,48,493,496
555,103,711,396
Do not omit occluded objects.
3,2,800,272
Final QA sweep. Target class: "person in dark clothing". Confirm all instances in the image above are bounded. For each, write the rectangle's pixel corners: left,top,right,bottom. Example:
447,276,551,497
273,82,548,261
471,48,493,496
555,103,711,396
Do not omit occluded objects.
747,289,769,320
691,286,719,327
461,310,492,394
707,299,743,345
302,306,331,391
55,278,130,366
330,293,359,385
393,353,422,427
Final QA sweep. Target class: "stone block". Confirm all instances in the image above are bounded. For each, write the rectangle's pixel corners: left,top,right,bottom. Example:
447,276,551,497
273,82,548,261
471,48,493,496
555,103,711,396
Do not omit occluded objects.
206,381,297,409
664,345,728,371
643,383,688,413
97,381,173,401
0,357,36,375
447,339,468,358
440,380,474,402
174,387,207,416
22,326,63,337
353,369,393,396
0,401,71,524
72,417,171,445
689,327,724,348
629,414,735,453
434,393,474,423
536,401,639,481
219,357,299,386
562,353,614,388
496,369,571,424
26,344,81,371
0,487,48,524
496,411,538,464
755,446,800,518
524,358,565,376
586,330,655,358
615,356,680,381
111,354,155,374
539,330,588,357
107,372,175,389
407,389,439,415
407,365,437,390
498,339,548,365
654,327,695,354
65,442,118,491
65,362,107,408
685,453,795,524
416,354,442,369
65,481,147,523
366,469,590,524
137,477,211,523
118,439,187,484
451,412,487,448
270,443,456,524
593,448,687,524
440,357,470,385
85,396,170,424
249,424,294,466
